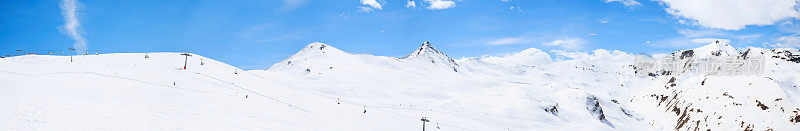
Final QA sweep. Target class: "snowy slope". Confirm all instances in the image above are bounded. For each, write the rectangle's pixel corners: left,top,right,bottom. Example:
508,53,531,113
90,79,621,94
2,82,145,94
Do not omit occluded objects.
258,42,654,130
2,41,799,130
629,43,800,131
0,53,496,130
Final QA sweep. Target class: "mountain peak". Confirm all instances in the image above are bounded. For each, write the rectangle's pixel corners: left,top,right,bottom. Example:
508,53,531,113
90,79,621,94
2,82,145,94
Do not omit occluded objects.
294,42,346,55
692,39,739,57
400,41,459,68
402,41,447,59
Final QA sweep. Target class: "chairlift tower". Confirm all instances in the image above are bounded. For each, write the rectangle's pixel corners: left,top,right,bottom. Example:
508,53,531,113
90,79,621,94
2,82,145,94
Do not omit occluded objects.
181,53,192,70
68,48,75,62
421,117,430,131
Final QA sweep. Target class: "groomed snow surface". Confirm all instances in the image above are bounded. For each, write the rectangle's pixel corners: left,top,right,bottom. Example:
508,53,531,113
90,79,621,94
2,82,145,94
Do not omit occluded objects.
1,41,799,130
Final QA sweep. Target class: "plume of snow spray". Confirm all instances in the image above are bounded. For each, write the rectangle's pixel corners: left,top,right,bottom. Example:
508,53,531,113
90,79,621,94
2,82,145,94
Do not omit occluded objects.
59,0,87,52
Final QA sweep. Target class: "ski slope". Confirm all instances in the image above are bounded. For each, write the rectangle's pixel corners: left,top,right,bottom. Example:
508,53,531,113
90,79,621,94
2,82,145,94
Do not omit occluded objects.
1,41,799,130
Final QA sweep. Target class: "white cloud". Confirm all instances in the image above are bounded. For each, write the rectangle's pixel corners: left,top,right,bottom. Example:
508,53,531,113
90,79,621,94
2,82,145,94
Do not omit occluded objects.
359,6,375,12
361,0,382,10
501,0,511,2
677,28,724,37
425,0,456,10
59,0,87,52
487,37,531,45
542,38,585,49
648,37,703,48
656,0,800,30
405,1,416,8
605,0,642,7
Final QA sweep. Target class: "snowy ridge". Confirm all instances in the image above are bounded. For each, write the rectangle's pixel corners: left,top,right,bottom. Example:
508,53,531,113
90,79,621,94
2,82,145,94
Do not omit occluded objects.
2,41,799,130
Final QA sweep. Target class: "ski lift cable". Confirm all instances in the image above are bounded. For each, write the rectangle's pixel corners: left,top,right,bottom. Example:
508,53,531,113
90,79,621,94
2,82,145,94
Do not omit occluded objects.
246,72,564,127
185,68,442,129
184,69,312,113
184,70,432,128
247,73,562,129
3,53,491,130
0,70,212,94
186,68,476,130
33,57,414,129
239,71,482,130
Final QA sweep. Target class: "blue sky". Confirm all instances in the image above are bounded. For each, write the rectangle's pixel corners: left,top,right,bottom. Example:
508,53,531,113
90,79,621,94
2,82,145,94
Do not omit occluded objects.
1,0,799,69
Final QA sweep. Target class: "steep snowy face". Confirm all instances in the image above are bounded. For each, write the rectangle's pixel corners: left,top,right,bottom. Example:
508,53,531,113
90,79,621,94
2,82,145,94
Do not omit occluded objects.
401,41,459,68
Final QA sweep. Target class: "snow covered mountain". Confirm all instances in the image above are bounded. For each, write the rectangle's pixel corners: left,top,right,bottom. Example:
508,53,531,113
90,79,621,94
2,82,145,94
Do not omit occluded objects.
629,41,800,130
1,41,799,130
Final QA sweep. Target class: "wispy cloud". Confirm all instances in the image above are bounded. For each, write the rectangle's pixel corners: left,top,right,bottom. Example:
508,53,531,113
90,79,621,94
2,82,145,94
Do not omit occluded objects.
239,23,307,44
589,32,599,36
280,0,309,12
777,20,800,34
677,28,725,38
691,38,731,44
767,35,800,48
605,0,641,7
59,0,87,52
487,37,531,45
649,28,763,49
542,38,585,50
